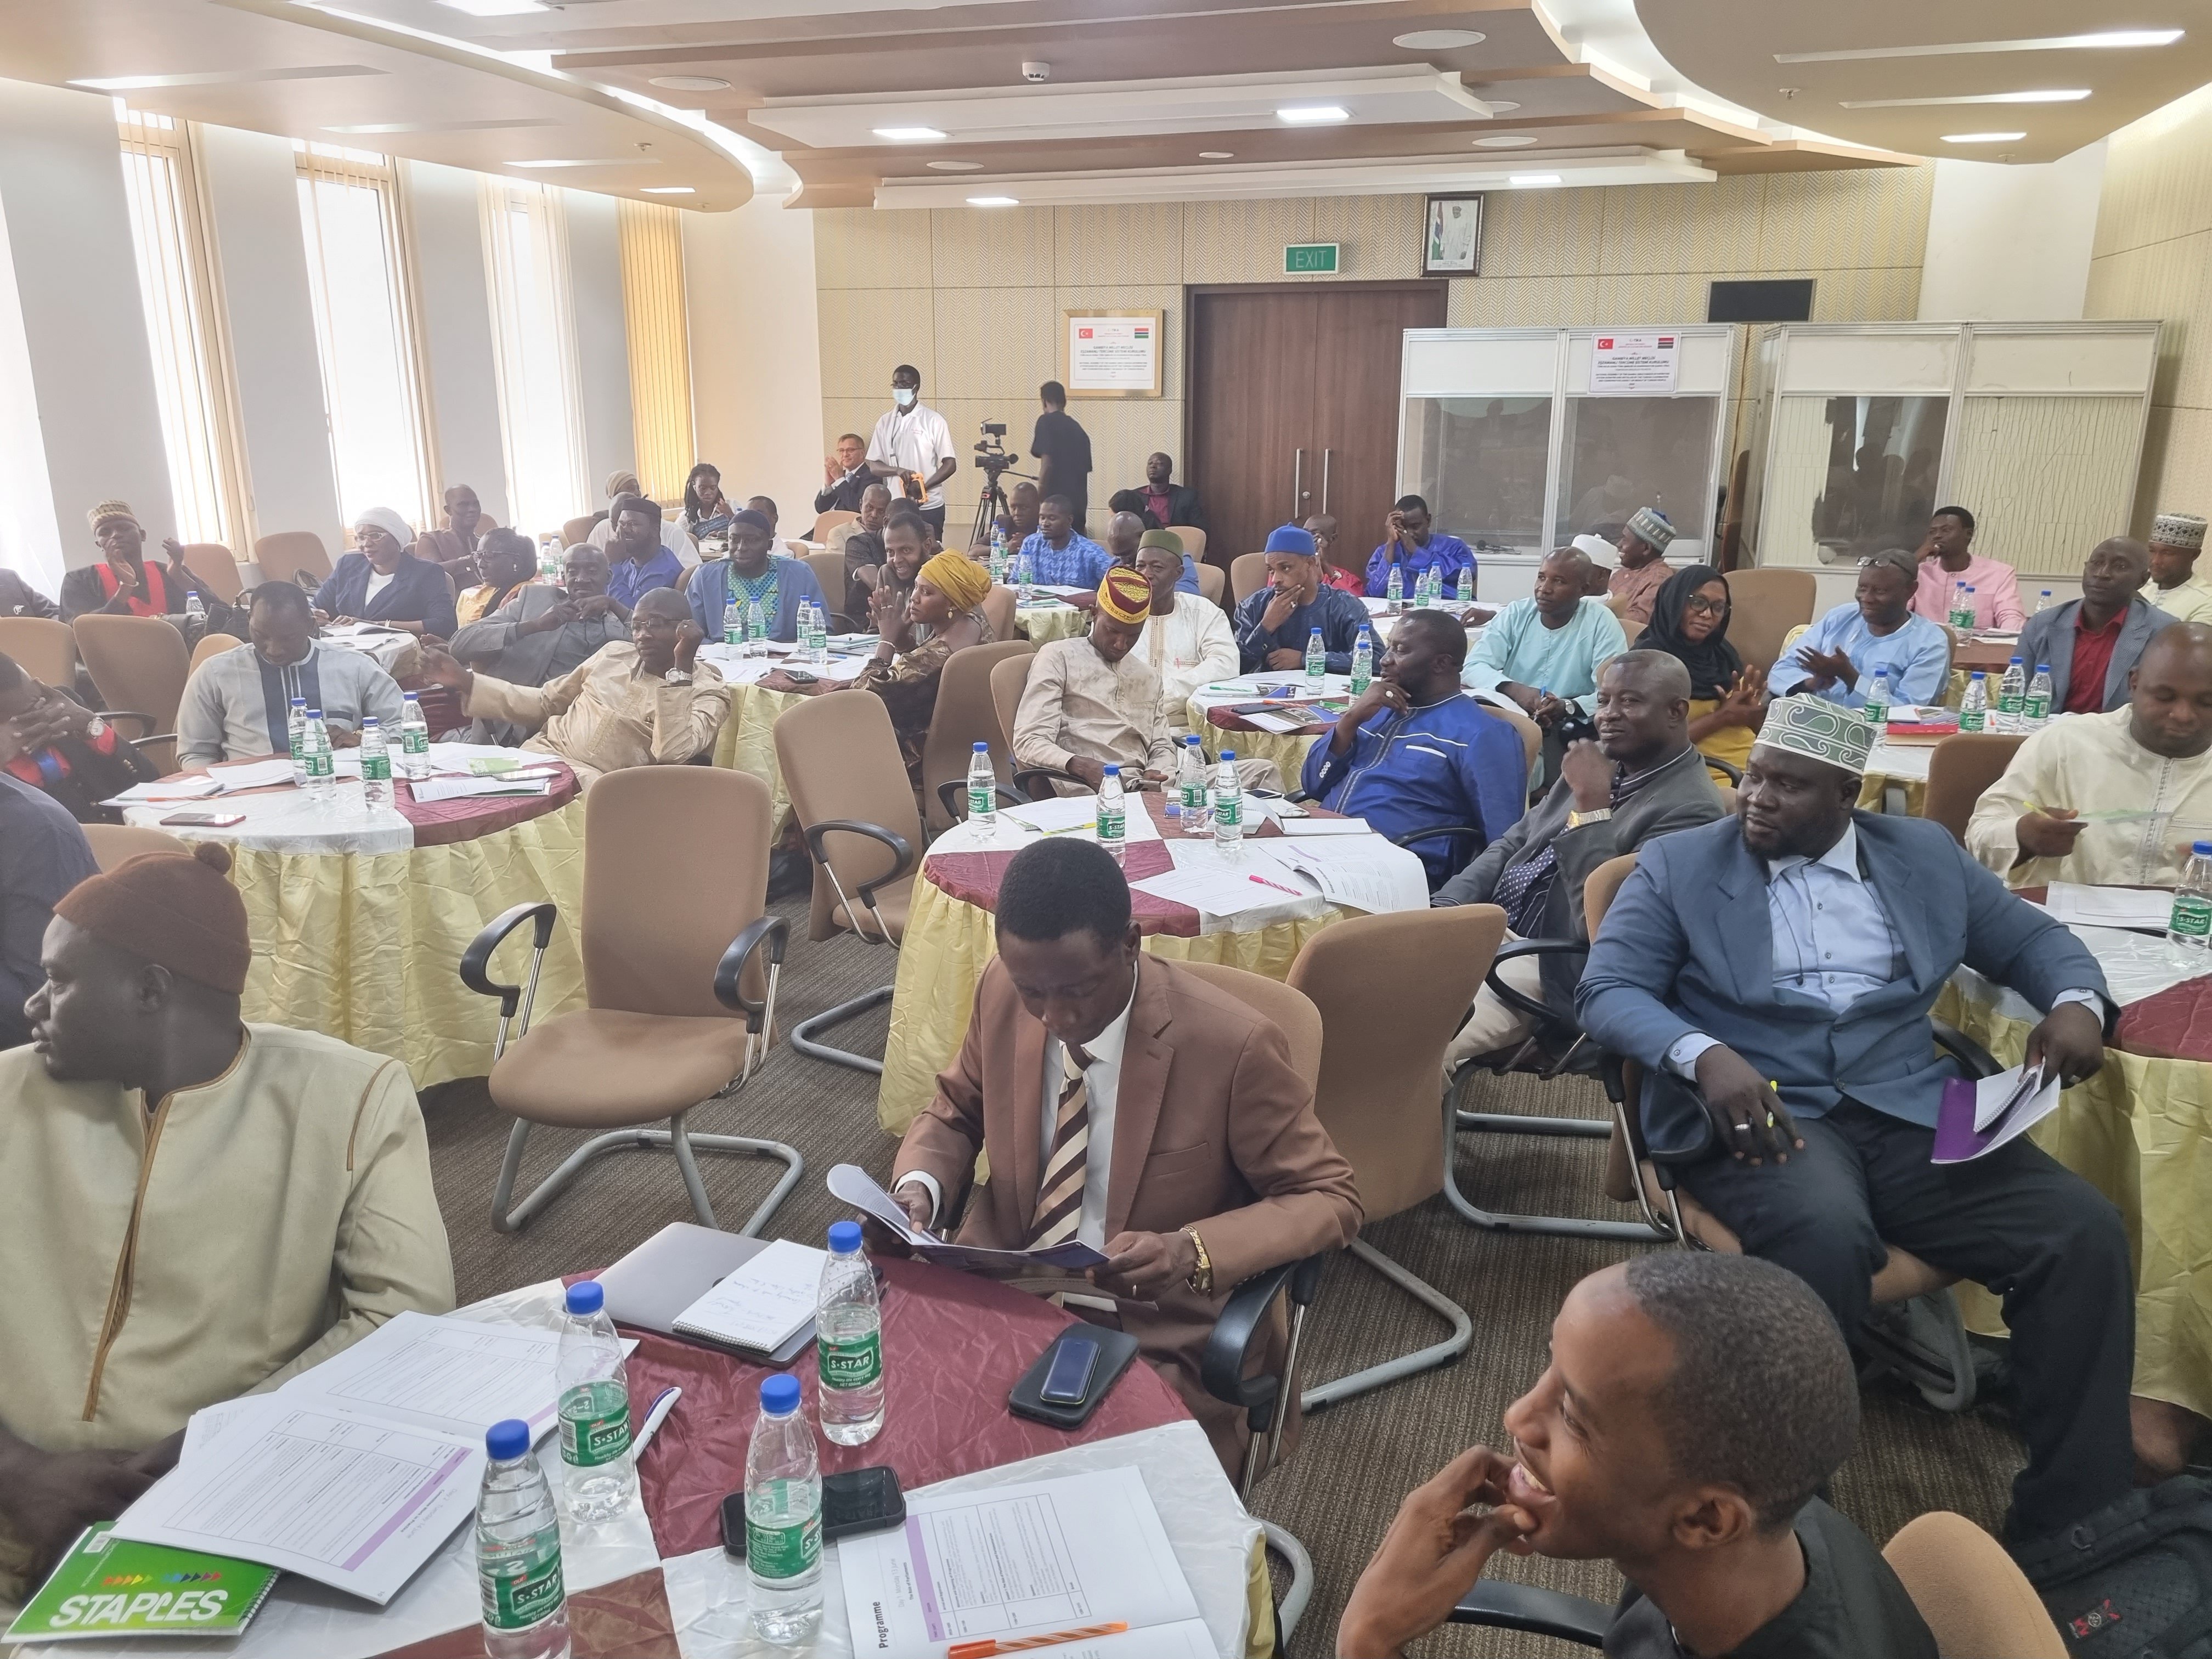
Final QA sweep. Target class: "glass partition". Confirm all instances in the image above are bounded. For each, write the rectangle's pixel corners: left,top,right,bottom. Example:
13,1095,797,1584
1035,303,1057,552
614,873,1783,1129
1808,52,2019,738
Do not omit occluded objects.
1553,394,1721,549
1401,394,1553,555
1760,394,1948,565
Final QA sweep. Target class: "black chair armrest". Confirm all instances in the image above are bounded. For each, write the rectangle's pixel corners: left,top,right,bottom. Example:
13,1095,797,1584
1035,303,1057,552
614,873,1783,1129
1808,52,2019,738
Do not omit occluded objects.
1483,938,1589,1026
1931,1018,2000,1079
94,710,159,737
459,900,559,1019
1198,1252,1328,1417
803,818,914,905
1013,765,1087,800
1703,755,1744,784
827,610,857,633
1448,1581,1611,1645
935,778,1023,822
713,915,789,1028
1391,823,1487,862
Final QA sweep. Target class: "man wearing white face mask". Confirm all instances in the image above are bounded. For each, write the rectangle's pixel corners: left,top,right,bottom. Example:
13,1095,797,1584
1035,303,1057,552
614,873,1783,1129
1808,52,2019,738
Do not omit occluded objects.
867,364,960,540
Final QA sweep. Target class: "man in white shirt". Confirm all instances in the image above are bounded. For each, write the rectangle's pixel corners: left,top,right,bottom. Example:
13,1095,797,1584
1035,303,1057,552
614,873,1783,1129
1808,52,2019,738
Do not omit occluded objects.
867,364,960,540
1126,532,1236,731
2147,510,2212,625
177,584,404,767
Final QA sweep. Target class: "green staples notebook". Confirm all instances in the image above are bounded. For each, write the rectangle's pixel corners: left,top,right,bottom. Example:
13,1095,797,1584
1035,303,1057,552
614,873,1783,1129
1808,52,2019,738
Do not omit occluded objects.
5,1525,281,1642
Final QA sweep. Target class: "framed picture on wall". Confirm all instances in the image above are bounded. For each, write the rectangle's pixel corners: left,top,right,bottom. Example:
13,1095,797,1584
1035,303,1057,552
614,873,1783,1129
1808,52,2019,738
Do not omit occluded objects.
1062,309,1164,399
1423,195,1483,276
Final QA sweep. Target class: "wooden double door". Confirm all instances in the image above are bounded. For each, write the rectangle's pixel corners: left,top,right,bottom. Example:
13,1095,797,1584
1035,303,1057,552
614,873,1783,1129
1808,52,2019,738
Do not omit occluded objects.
1187,281,1447,572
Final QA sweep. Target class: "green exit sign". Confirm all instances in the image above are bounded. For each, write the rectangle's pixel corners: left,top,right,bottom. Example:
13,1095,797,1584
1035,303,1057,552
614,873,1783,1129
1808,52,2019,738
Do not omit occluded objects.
1284,242,1340,274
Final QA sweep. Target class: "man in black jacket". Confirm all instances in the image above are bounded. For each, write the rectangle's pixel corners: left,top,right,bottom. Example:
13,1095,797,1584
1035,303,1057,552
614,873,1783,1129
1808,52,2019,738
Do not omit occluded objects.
0,568,59,619
1136,452,1204,534
1435,650,1724,1076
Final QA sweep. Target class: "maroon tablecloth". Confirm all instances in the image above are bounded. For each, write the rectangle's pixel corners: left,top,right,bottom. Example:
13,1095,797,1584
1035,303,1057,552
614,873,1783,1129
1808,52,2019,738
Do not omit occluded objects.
2018,885,2212,1062
188,754,579,848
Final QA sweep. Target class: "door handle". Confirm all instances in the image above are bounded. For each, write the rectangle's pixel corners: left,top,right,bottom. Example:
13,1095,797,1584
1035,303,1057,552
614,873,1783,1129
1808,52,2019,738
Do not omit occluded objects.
1292,448,1306,517
1321,449,1333,515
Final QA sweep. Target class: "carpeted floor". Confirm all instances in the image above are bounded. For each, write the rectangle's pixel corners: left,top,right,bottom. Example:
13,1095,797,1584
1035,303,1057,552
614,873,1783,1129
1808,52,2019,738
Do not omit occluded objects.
418,891,2026,1658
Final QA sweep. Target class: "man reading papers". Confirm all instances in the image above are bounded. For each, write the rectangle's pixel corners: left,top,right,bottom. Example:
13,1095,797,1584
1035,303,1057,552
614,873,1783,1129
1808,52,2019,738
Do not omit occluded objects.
0,845,453,1597
880,839,1361,1468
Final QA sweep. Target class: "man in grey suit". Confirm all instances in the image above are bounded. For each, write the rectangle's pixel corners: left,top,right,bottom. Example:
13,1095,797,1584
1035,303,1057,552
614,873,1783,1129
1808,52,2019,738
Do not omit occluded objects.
2015,536,2178,714
448,544,628,745
1436,651,1726,1075
1577,695,2129,1544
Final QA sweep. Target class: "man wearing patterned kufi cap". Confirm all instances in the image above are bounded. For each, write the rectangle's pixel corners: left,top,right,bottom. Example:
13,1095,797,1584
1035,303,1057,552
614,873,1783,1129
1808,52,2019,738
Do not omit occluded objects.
1608,504,1677,631
1014,566,1281,795
2146,509,2212,625
1577,690,2135,1544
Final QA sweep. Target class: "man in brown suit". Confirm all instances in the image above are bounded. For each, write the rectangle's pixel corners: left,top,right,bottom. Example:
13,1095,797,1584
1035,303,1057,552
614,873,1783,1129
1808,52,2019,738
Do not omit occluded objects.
885,838,1361,1469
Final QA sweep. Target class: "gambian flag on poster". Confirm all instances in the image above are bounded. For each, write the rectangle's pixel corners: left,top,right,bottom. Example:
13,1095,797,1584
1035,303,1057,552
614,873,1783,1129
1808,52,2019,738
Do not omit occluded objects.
1133,325,1150,338
1657,336,1675,348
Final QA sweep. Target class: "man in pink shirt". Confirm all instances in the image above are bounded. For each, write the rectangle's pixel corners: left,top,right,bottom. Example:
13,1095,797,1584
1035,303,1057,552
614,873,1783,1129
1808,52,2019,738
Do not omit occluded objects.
1912,505,2026,630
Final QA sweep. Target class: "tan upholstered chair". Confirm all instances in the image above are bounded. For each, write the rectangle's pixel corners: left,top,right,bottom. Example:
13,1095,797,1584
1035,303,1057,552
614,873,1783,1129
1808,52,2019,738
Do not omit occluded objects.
458,767,798,1234
1197,562,1226,607
1723,567,1817,670
803,551,850,626
82,824,190,871
0,617,74,687
253,530,330,585
175,543,242,603
1479,698,1542,771
922,637,1032,833
811,509,858,543
775,691,921,1073
188,632,236,679
1229,552,1267,603
1883,1513,2067,1658
1922,732,2025,845
979,583,1015,641
1288,906,1507,1407
72,613,190,774
987,650,1034,764
561,515,599,549
1166,525,1207,561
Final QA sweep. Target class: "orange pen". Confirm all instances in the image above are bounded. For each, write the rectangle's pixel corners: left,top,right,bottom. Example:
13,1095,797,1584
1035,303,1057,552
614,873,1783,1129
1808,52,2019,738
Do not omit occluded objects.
947,1622,1129,1658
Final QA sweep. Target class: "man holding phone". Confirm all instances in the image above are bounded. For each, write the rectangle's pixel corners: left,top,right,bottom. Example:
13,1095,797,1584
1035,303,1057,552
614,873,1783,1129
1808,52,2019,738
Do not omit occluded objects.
875,839,1362,1470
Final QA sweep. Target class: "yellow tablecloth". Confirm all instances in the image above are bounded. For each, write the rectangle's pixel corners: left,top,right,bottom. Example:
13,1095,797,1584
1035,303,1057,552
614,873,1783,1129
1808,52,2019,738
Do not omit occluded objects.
1184,698,1324,783
876,870,1345,1135
235,799,588,1088
1018,605,1089,644
710,680,811,826
1936,980,2212,1424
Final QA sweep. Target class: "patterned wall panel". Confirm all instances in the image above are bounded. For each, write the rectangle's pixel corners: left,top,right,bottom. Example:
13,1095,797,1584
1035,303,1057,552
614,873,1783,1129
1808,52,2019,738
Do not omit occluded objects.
1756,168,1933,274
1055,202,1183,284
814,207,932,290
1447,274,1599,326
2092,83,2212,261
932,205,1056,290
1180,198,1319,282
818,286,936,394
1945,395,2147,577
1471,188,1606,279
1600,174,1765,275
1309,193,1426,278
933,284,1057,401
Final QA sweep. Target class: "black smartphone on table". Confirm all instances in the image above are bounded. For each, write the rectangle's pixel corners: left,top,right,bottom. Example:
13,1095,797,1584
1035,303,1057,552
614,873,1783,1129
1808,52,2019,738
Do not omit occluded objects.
721,1466,905,1557
1008,1325,1140,1429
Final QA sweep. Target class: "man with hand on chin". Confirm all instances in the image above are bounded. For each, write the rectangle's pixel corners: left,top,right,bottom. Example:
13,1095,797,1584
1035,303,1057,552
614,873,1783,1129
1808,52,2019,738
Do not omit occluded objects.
1233,524,1370,673
1577,694,2130,1544
1339,1253,1936,1658
875,839,1360,1471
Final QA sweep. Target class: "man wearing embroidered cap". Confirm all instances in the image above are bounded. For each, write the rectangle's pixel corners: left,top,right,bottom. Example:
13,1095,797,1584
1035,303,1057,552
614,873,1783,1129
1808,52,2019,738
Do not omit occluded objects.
1015,567,1282,794
0,845,453,1596
57,500,234,639
2147,510,2212,625
1234,523,1370,673
1578,693,2135,1544
1607,506,1675,631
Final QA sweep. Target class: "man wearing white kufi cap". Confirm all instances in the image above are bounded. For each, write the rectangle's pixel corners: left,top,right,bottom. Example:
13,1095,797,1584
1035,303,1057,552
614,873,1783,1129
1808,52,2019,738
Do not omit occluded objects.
2146,510,2212,625
1575,692,2137,1543
1607,505,1675,630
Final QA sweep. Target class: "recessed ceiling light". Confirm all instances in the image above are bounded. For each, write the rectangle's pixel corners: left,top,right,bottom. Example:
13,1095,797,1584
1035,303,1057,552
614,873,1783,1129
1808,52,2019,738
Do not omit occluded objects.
1509,173,1562,186
1277,105,1351,124
927,160,984,171
1840,88,2091,107
70,65,382,89
967,195,1019,206
1472,134,1539,147
435,0,548,14
1941,131,2028,143
1199,150,1234,159
649,75,731,92
1776,29,2181,63
1392,29,1486,49
511,158,649,168
1482,101,1520,113
873,126,947,142
641,185,696,193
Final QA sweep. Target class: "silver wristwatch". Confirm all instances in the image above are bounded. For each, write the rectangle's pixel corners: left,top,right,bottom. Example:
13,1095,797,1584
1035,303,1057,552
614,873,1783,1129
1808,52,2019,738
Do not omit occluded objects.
83,716,108,741
663,668,693,685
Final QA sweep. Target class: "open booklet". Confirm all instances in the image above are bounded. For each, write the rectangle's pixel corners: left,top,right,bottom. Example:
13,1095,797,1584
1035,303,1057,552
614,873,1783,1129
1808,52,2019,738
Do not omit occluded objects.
1932,1062,2063,1164
828,1163,1108,1278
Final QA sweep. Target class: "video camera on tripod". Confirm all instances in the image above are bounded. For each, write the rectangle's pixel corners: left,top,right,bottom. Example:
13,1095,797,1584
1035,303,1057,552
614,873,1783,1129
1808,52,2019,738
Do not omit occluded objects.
969,419,1027,549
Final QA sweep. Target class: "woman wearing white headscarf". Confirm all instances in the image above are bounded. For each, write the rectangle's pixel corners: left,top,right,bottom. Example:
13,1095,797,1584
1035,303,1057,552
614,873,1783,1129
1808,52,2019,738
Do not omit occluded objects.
313,507,459,639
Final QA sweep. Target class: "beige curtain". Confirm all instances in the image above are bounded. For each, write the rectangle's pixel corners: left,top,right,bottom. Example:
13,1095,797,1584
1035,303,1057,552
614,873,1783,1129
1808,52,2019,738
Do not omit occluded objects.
479,177,590,539
617,199,695,508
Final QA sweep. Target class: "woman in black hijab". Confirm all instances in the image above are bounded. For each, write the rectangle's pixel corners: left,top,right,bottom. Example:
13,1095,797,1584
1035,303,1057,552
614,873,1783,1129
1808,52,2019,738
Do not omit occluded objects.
1633,563,1765,773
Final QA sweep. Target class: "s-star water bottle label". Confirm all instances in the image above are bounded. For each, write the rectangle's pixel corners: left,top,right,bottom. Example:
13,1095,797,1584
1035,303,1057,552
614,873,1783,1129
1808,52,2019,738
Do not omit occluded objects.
558,1383,631,1467
480,1534,563,1630
819,1331,882,1389
746,1509,822,1581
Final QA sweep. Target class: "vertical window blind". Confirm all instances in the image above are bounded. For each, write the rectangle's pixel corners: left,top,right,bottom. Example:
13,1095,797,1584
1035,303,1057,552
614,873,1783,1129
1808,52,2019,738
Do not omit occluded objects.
479,177,589,539
617,199,695,508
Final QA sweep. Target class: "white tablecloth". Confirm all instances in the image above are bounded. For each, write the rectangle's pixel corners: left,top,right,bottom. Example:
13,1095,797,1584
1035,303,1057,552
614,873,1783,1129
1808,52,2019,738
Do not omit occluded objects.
318,625,416,674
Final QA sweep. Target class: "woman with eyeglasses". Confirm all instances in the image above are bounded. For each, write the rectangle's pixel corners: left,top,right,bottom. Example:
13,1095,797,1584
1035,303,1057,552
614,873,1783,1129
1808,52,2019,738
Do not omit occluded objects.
1633,563,1766,777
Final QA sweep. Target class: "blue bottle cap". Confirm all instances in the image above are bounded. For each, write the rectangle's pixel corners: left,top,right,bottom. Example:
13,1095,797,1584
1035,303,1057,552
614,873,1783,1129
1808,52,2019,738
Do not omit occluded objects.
2010,656,2023,665
1968,672,1984,681
1186,734,1200,746
565,1279,603,1316
2036,664,2050,674
827,1220,862,1254
486,1418,531,1460
2197,841,2212,857
290,697,307,707
972,741,988,752
761,1374,801,1416
362,716,379,728
1221,749,1237,761
403,691,420,701
1103,763,1120,776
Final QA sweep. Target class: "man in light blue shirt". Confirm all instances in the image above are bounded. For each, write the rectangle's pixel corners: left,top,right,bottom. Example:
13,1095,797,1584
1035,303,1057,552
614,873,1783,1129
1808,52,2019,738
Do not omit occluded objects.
1576,694,2129,1543
1767,548,1948,709
1018,494,1111,589
1461,547,1627,719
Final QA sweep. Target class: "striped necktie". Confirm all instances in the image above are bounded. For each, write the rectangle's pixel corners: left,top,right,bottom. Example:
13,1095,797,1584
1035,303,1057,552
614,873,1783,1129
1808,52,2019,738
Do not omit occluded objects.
1026,1042,1094,1249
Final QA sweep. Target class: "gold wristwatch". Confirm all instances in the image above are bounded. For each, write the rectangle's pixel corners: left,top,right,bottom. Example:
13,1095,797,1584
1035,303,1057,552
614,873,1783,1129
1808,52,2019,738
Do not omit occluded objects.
1183,1227,1214,1295
1566,806,1613,830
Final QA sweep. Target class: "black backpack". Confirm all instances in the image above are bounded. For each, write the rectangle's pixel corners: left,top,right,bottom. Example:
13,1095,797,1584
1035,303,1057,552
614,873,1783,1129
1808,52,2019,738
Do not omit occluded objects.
2015,1476,2212,1657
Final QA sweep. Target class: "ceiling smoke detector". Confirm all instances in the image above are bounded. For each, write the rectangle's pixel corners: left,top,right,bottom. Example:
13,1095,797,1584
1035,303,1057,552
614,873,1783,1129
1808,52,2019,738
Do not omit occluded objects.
1022,61,1051,82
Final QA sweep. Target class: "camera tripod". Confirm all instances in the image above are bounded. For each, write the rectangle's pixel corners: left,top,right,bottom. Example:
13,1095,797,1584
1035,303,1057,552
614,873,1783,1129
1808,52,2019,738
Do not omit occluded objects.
970,464,1023,550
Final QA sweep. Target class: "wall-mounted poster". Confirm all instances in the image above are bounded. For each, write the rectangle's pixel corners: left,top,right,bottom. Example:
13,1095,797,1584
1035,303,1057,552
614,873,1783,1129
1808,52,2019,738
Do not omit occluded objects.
1589,332,1682,395
1423,195,1483,275
1063,310,1164,399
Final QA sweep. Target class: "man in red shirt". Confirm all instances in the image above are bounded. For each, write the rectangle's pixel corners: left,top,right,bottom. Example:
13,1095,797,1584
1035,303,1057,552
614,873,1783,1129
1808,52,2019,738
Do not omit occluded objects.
2016,537,2178,715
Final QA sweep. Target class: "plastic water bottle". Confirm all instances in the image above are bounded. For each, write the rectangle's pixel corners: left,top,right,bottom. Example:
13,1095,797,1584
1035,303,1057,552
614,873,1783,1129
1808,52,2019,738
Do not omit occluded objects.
807,597,829,665
1421,565,1441,608
1863,672,1891,728
400,692,430,782
1444,568,1461,605
1959,671,1989,733
724,596,742,647
539,536,563,582
1178,735,1210,837
1304,627,1325,685
555,1281,636,1523
1212,751,1244,859
1017,551,1035,607
2036,588,2055,615
477,1419,571,1659
1950,581,1973,630
966,741,996,831
287,697,308,785
303,709,335,803
1097,764,1128,864
1965,585,1979,628
2025,663,2053,730
360,717,391,810
1350,627,1373,696
183,589,206,630
1996,656,2026,733
2170,843,2212,952
817,1221,885,1445
744,1375,823,1646
1385,563,1403,613
990,523,1009,582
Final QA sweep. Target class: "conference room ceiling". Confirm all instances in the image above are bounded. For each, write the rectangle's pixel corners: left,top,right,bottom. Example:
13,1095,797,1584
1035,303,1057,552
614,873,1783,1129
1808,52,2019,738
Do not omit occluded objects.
1637,0,2205,166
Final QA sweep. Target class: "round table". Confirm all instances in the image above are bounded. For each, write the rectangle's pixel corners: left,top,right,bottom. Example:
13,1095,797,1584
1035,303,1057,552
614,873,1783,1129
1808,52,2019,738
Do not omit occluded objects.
1937,915,2212,1427
699,643,880,827
123,751,586,1088
877,794,1347,1134
1018,601,1090,643
1184,673,1352,781
1858,737,1933,815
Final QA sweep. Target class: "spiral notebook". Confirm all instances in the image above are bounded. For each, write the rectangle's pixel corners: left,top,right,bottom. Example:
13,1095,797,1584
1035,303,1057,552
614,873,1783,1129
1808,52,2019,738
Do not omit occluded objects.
667,1237,830,1353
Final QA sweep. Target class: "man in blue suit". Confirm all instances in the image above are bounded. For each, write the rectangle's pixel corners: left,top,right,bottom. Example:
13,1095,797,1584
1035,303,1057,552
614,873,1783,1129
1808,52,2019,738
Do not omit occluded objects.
1577,695,2130,1544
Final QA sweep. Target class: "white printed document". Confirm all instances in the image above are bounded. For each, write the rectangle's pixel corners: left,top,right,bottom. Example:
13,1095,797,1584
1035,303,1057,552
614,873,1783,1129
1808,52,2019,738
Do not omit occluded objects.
1131,864,1308,920
1265,834,1430,915
827,1164,1108,1277
407,774,555,803
838,1466,1210,1659
2042,882,2176,932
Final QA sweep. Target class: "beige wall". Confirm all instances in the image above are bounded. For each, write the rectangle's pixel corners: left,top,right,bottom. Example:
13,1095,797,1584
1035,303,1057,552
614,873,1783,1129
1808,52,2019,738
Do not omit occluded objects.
2086,82,2212,531
812,168,1935,537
